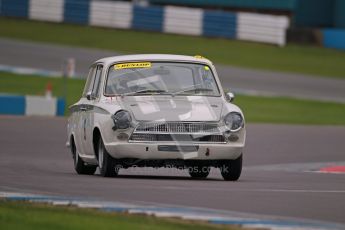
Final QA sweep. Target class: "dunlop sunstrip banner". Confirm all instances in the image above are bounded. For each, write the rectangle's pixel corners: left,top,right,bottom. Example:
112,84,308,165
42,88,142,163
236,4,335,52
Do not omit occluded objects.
114,62,152,70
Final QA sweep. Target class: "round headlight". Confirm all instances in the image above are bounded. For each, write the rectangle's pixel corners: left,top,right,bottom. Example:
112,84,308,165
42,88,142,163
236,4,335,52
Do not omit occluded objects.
224,112,244,132
112,110,132,130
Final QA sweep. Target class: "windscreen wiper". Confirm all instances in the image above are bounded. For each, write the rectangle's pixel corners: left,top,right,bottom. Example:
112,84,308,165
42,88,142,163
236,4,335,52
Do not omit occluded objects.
123,89,169,96
172,87,213,96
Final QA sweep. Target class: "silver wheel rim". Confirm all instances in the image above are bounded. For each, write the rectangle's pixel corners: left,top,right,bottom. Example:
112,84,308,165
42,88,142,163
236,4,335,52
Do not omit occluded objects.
98,142,104,169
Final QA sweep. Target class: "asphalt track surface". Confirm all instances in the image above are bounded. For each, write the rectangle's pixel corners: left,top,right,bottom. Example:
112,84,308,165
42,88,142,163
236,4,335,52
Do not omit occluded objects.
0,116,344,226
1,38,345,103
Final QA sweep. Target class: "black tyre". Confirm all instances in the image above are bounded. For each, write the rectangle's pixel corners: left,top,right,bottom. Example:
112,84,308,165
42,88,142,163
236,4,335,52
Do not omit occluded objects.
71,138,97,175
220,155,242,181
188,165,210,179
97,136,119,177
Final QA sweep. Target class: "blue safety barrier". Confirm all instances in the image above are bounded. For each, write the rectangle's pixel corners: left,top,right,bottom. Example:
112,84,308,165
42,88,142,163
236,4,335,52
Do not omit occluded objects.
0,0,29,18
56,98,66,116
323,29,345,50
0,0,289,46
0,95,26,115
64,0,90,24
132,5,164,32
203,10,237,39
0,94,66,116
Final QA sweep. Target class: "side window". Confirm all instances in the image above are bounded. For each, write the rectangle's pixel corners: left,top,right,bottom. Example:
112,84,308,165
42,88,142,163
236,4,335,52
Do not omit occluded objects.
92,65,103,97
82,66,96,98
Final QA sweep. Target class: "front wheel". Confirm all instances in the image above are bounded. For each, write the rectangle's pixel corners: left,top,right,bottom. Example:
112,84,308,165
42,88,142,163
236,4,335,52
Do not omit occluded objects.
188,165,210,179
220,155,242,181
97,137,119,177
71,139,97,175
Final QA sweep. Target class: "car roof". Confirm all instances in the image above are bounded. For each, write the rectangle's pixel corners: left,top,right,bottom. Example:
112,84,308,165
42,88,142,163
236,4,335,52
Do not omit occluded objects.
94,54,213,66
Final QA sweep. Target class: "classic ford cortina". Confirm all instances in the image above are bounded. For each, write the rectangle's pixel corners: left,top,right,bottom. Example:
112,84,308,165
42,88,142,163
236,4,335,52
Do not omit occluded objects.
67,54,246,180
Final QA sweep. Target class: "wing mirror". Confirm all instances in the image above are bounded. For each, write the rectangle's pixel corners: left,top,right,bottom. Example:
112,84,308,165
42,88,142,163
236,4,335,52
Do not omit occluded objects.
86,91,96,100
225,92,235,102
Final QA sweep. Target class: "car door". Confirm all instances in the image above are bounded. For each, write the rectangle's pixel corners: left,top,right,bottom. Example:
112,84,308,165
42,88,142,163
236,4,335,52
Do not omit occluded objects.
82,64,104,156
75,65,97,156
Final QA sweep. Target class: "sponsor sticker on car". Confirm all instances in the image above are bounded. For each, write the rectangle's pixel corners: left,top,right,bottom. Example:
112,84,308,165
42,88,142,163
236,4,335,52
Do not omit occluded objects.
114,62,152,70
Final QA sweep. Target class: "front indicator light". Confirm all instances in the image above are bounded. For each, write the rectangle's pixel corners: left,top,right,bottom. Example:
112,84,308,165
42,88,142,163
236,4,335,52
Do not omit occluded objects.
117,133,129,141
228,134,239,142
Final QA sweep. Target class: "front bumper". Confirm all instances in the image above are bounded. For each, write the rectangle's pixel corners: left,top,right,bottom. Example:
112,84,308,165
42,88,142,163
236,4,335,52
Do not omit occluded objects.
104,141,243,160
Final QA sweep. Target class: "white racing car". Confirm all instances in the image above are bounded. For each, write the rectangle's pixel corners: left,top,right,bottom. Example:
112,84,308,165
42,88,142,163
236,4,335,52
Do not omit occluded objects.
66,54,246,180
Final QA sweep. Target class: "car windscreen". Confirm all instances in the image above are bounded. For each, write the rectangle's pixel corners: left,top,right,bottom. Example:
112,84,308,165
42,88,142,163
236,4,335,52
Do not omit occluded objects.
104,62,220,96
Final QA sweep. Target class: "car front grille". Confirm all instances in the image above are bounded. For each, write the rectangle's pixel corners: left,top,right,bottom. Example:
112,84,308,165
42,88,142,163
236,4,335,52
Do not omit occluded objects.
130,122,226,143
134,122,220,134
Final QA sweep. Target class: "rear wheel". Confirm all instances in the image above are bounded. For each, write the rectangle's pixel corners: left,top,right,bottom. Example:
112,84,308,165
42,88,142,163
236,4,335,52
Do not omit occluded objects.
98,137,119,177
71,138,97,175
188,165,210,179
220,155,242,181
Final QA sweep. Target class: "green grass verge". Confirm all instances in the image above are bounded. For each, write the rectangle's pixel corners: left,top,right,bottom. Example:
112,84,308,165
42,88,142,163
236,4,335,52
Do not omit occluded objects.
1,18,345,79
1,72,344,125
236,95,345,125
0,201,237,230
